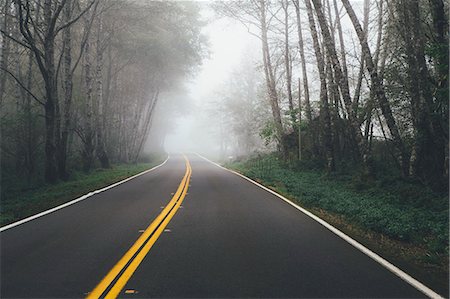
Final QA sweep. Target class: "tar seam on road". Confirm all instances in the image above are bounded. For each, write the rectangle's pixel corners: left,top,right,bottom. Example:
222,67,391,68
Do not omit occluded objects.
86,154,192,299
195,153,444,299
0,156,170,233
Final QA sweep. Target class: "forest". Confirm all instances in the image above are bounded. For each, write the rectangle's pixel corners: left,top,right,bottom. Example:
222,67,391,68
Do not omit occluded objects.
211,0,448,191
1,0,205,187
1,0,448,190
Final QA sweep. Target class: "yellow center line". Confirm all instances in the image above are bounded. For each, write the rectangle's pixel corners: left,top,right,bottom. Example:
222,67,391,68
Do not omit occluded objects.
87,155,192,299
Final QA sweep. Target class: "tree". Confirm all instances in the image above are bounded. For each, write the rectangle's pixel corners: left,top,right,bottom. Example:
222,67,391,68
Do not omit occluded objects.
304,0,335,170
7,0,96,182
341,0,409,176
0,0,206,186
213,0,289,158
388,0,447,183
292,0,311,123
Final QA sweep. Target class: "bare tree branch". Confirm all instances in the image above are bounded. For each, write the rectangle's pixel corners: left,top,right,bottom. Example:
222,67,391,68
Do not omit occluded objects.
0,66,45,106
55,0,96,34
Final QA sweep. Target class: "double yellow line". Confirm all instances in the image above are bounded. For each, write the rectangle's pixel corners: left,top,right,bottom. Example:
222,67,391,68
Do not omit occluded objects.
87,155,192,299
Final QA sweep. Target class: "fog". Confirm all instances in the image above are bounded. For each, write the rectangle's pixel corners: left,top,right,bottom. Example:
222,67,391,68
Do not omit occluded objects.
159,1,368,160
163,4,260,159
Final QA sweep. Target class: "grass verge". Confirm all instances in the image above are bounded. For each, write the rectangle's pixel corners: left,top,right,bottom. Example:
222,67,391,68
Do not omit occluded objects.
0,156,166,227
226,153,449,296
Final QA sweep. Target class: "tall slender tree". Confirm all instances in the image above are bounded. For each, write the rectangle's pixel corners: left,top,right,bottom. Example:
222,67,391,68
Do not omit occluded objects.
292,0,312,123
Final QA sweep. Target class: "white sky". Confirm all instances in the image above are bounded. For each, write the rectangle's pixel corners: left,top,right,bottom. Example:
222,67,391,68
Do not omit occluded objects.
164,4,258,154
187,5,257,101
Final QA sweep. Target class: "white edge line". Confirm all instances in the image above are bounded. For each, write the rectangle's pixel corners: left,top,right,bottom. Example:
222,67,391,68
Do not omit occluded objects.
0,155,170,233
195,153,444,299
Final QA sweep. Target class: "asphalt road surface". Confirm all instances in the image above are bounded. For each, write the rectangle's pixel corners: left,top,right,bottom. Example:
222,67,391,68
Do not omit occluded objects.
0,154,437,298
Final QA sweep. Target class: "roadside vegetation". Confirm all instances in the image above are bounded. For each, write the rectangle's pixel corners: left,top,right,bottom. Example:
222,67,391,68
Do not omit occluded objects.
227,153,448,293
0,154,166,227
213,0,448,192
1,0,205,184
209,1,448,292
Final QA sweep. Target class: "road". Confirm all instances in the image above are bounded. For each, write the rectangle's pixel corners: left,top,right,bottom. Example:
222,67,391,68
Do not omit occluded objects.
0,154,438,298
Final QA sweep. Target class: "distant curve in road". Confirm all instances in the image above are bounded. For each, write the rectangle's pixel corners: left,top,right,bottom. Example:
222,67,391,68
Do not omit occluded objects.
0,154,441,298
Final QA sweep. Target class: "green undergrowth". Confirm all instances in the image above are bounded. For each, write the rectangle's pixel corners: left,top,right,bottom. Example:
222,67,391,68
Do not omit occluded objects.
226,154,449,277
0,155,166,227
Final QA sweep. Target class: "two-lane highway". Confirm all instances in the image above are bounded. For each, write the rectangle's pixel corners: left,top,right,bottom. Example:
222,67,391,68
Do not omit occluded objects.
0,154,439,298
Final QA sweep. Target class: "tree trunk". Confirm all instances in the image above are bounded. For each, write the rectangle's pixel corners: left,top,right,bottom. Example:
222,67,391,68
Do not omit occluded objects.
0,0,11,106
133,90,159,164
24,11,37,182
298,77,302,160
325,49,342,161
95,12,110,169
352,0,370,111
428,0,448,181
429,0,448,126
341,0,409,176
43,23,58,183
11,2,27,174
82,28,95,172
259,0,287,158
282,0,296,132
43,68,58,183
393,0,445,182
332,0,348,94
103,43,113,153
293,0,312,123
305,0,335,170
325,0,343,160
311,0,364,166
359,0,371,143
58,0,73,180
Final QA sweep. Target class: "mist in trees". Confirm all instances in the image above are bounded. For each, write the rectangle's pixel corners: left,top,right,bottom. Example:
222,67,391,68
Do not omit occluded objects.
1,0,448,191
199,0,447,190
1,0,206,186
